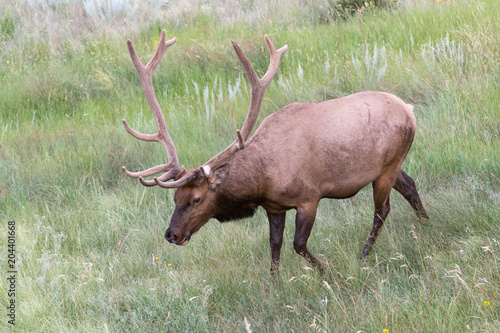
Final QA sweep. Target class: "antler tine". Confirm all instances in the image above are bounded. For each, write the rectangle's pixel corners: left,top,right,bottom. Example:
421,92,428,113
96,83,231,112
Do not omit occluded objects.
153,171,201,188
260,35,288,88
122,30,184,186
122,119,156,142
232,35,287,142
145,32,176,73
138,167,181,187
127,30,177,75
198,35,287,176
122,160,179,178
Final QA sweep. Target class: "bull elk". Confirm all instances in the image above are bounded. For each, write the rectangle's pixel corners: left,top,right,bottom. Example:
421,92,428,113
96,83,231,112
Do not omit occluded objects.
122,30,428,274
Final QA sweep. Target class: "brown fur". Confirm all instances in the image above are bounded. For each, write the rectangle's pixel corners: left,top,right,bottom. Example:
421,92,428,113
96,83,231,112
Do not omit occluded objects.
165,91,428,273
122,30,426,273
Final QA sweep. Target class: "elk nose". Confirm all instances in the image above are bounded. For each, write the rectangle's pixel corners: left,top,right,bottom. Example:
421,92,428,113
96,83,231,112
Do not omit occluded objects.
165,228,178,243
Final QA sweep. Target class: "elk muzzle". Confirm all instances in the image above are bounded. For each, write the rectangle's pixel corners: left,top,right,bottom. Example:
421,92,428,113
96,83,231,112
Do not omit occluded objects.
165,227,191,245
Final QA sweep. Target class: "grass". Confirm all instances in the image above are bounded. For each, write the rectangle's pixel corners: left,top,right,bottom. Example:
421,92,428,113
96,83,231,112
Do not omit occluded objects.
0,0,499,331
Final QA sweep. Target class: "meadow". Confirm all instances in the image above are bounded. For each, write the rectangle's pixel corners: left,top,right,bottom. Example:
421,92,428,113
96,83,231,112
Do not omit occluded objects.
0,0,498,331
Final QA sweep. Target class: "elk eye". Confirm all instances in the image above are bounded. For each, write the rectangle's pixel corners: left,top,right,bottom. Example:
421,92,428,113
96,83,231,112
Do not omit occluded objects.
192,198,201,205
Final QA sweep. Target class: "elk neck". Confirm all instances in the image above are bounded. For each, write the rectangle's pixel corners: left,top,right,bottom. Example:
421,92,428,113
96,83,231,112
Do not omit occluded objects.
211,146,265,222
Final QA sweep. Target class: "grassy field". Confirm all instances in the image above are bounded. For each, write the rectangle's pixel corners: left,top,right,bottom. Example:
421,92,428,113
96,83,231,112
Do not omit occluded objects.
0,0,499,331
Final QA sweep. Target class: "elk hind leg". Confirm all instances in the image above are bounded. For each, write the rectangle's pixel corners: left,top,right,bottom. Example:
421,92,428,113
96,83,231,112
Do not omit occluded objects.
393,169,428,219
359,174,394,260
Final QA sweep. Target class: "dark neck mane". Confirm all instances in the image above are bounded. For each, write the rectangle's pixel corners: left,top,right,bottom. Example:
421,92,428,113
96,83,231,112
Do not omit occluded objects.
211,149,264,222
213,193,259,222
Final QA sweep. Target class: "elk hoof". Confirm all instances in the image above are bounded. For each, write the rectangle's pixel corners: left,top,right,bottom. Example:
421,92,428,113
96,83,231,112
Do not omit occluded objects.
358,247,371,260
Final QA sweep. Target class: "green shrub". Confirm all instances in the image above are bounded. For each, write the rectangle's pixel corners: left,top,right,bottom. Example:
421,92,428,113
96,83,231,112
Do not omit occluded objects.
318,0,398,22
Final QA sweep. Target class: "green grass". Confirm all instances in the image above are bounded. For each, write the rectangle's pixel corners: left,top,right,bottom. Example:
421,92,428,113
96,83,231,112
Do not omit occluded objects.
0,0,499,331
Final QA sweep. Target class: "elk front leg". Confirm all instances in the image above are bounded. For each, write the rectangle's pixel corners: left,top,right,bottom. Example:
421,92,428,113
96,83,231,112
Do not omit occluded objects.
267,211,286,276
293,202,328,269
393,169,429,219
359,176,393,260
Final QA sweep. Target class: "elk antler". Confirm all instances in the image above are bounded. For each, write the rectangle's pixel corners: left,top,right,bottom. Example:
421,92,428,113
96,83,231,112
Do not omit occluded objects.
122,30,186,187
197,35,288,178
154,34,287,187
123,32,287,188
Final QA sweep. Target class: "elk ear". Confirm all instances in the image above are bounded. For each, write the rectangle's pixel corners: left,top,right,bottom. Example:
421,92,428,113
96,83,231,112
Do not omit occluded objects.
208,164,229,191
178,168,204,184
193,169,206,184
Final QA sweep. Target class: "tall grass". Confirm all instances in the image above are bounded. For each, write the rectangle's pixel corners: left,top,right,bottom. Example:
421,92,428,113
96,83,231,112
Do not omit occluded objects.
0,0,499,331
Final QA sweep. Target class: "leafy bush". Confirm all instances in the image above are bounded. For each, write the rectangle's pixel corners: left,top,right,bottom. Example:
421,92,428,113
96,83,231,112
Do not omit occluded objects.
316,0,398,22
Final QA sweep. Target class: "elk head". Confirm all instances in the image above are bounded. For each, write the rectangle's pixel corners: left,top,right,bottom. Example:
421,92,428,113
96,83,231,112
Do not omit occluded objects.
122,30,287,245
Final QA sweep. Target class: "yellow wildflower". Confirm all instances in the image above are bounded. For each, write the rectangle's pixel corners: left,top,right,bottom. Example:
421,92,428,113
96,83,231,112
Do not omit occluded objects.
168,264,172,267
156,257,160,262
484,301,490,306
383,330,389,333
